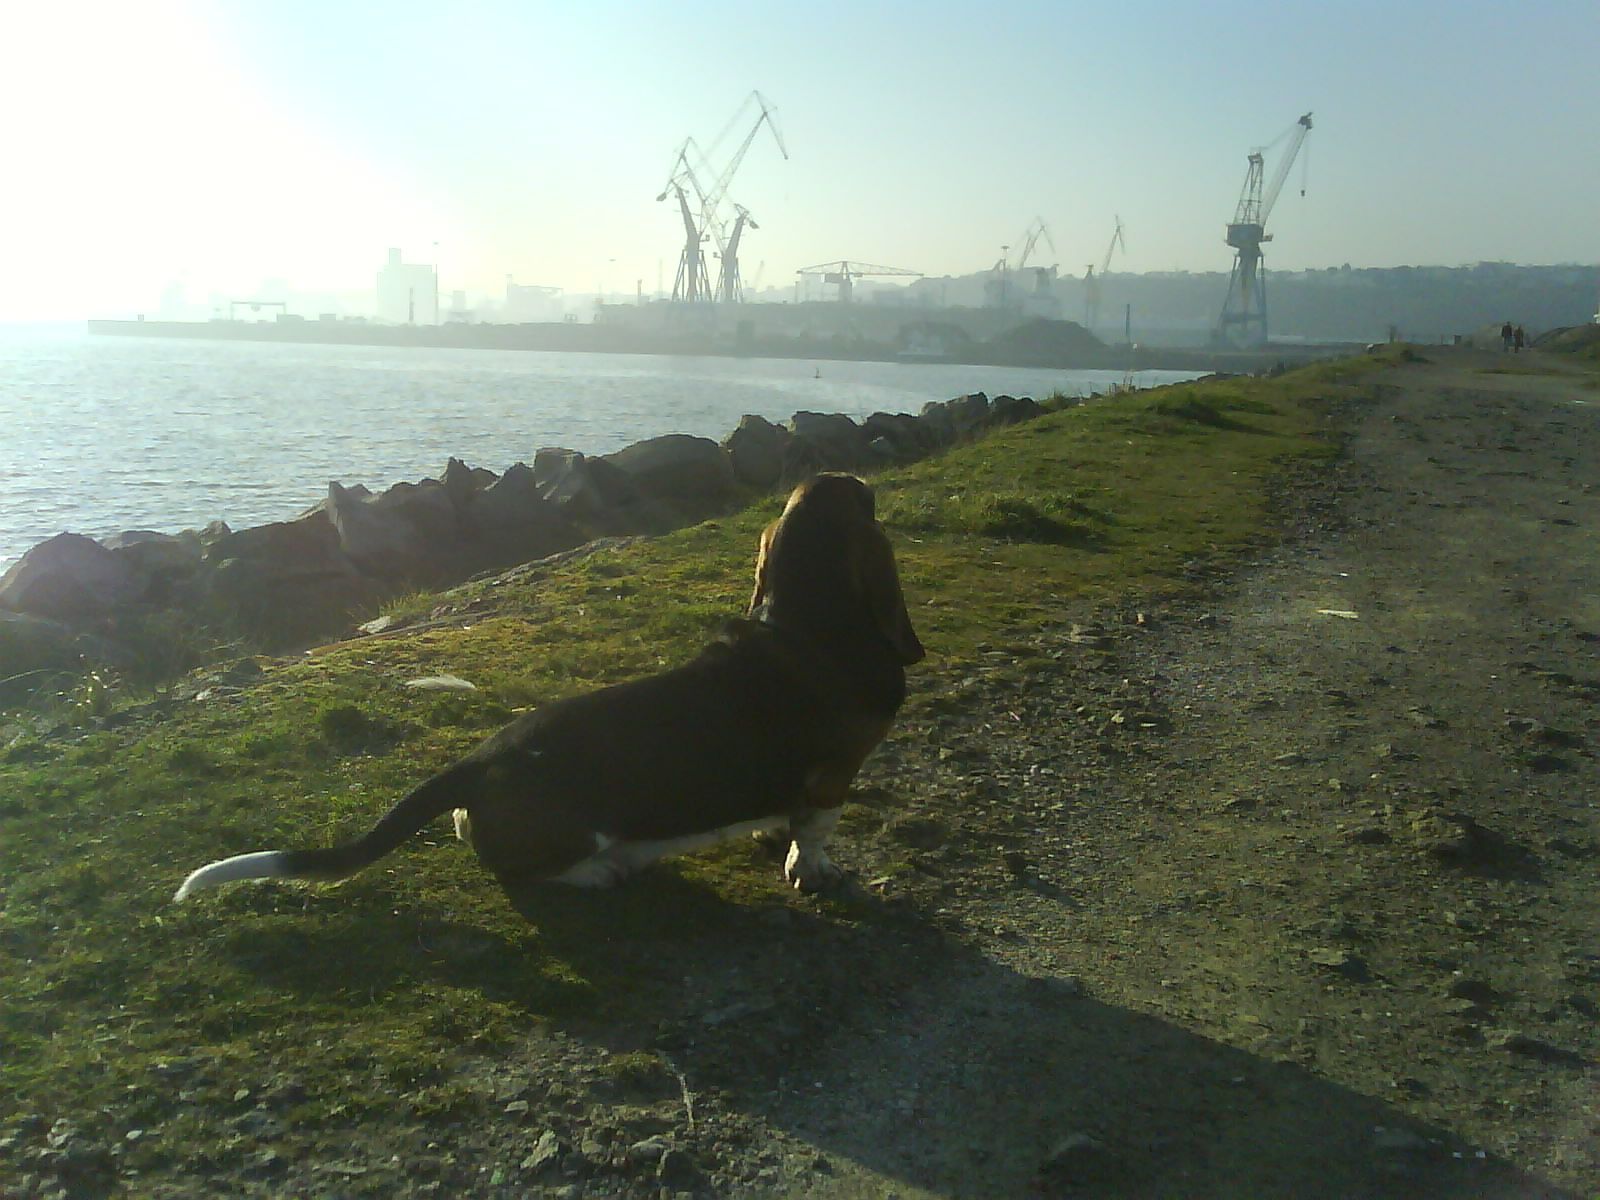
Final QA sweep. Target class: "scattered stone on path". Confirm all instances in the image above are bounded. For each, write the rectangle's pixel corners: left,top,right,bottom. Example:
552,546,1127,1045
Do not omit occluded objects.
1308,947,1371,980
521,1130,563,1174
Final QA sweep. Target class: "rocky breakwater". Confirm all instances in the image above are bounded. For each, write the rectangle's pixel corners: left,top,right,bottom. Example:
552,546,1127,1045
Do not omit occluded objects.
0,392,1047,703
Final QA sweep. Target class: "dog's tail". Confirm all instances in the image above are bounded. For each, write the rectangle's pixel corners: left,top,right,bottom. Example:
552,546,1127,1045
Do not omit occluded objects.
173,759,483,901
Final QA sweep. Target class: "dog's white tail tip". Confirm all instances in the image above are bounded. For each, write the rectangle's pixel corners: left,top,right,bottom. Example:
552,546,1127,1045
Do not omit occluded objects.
173,851,289,901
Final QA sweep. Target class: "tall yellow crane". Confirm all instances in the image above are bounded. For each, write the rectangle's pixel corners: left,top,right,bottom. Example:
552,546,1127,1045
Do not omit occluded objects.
1217,111,1312,345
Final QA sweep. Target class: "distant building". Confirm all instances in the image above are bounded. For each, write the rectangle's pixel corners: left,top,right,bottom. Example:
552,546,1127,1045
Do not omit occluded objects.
502,275,564,323
375,248,439,324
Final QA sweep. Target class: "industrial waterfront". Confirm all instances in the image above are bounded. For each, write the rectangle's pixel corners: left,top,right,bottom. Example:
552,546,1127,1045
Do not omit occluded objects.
0,324,1202,567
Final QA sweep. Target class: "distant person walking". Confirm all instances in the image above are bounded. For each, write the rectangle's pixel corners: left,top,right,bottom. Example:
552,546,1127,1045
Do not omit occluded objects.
1513,325,1526,353
1500,321,1514,352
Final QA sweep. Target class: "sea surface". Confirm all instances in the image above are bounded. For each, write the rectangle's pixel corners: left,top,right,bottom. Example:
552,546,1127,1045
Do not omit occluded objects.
0,325,1201,568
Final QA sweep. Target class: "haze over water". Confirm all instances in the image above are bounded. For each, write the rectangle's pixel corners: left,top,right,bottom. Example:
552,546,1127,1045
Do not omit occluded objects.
0,326,1200,568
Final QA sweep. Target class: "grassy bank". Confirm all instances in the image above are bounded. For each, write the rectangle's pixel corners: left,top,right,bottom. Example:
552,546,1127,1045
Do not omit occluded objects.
0,357,1369,1173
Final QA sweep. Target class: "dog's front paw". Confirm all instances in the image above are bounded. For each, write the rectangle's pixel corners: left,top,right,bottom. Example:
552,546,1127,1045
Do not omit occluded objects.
784,843,844,892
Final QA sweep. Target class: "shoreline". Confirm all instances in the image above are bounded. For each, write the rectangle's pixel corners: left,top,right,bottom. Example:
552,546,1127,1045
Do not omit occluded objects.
0,348,1204,570
87,316,1363,375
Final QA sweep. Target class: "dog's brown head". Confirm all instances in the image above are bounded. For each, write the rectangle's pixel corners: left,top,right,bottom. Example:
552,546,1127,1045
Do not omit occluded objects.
750,473,925,666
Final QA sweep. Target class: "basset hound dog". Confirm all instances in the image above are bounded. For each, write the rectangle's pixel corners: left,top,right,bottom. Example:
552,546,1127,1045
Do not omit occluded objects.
175,473,924,902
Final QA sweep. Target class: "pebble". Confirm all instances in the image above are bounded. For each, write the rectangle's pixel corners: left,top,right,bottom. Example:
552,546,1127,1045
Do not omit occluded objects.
628,1136,671,1166
521,1130,563,1174
1409,809,1482,860
1343,823,1390,844
1307,947,1370,980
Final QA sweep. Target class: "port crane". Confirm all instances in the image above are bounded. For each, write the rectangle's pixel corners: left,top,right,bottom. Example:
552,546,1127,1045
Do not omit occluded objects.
719,205,758,302
656,92,788,303
1082,216,1125,331
1016,218,1057,281
1217,111,1313,345
796,260,922,304
663,181,712,303
988,219,1057,308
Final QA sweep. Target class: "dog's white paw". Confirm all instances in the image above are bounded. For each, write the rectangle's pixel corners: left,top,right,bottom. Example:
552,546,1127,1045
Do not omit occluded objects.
784,843,843,892
553,854,633,888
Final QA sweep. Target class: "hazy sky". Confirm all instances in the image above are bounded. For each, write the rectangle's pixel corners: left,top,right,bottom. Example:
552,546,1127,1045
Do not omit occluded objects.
4,0,1596,319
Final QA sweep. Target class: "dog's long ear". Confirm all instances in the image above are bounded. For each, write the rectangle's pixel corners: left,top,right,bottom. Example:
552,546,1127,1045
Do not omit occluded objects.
748,519,779,616
855,524,925,665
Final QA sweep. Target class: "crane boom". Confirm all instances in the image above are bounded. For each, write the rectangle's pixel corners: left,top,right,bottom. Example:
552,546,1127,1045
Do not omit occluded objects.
1015,218,1056,271
1100,216,1125,275
1260,112,1313,226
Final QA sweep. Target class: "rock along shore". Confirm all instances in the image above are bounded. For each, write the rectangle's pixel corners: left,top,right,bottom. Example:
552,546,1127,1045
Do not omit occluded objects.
0,390,1054,699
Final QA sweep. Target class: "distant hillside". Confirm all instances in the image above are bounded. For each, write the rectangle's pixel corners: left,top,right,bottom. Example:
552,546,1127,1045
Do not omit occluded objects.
1541,323,1600,361
978,318,1103,363
901,262,1598,345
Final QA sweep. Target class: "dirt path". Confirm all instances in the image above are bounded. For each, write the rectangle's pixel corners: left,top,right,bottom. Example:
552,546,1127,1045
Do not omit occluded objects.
732,347,1598,1198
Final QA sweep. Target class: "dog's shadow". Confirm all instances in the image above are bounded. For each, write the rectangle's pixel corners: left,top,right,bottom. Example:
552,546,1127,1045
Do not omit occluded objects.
216,837,845,1024
215,850,1580,1199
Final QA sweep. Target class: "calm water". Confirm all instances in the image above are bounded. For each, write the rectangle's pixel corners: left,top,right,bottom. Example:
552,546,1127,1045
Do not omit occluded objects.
0,325,1199,567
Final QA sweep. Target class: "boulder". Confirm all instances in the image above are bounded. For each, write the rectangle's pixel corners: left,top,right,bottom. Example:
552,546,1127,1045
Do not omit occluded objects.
202,510,379,647
789,411,868,470
441,456,497,511
862,411,932,462
779,436,828,489
207,556,385,651
0,610,88,698
374,479,459,543
462,463,586,568
0,532,145,621
534,448,677,535
326,479,460,582
602,434,736,519
205,510,346,578
722,414,791,490
468,462,546,528
916,400,958,448
948,392,993,435
326,481,417,578
105,530,204,575
990,394,1042,426
918,392,991,445
105,530,206,606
